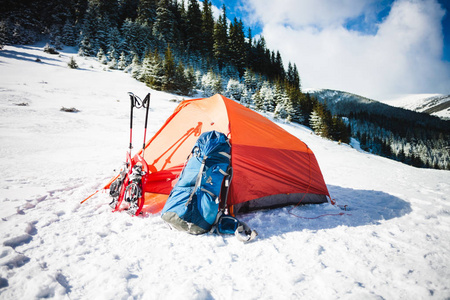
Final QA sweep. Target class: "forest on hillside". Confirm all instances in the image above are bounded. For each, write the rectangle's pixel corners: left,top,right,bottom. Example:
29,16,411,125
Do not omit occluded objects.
2,0,448,170
310,90,450,170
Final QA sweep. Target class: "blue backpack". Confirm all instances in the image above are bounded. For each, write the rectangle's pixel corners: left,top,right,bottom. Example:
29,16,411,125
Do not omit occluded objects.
161,131,232,234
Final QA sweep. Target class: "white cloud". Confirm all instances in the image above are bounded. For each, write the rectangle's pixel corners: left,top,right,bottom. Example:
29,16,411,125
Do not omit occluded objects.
245,0,450,101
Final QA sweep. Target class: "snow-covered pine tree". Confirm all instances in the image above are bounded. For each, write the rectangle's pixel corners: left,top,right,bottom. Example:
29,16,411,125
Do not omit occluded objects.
244,69,258,94
130,53,141,79
79,6,99,56
201,70,222,97
146,50,164,90
137,0,158,26
310,103,330,138
107,27,122,55
139,51,153,82
97,48,108,65
153,0,176,44
252,90,264,111
107,48,118,69
241,88,252,107
310,110,325,137
226,78,244,101
285,96,296,123
117,52,128,70
274,88,294,122
53,35,63,50
61,20,76,46
259,81,274,112
97,17,111,52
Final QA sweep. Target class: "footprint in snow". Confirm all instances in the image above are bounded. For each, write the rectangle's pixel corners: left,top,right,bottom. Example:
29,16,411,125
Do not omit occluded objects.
1,253,30,269
3,234,33,249
0,277,8,289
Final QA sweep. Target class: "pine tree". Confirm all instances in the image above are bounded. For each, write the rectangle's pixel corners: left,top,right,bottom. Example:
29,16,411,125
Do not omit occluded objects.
241,88,252,107
310,103,330,138
97,17,111,52
201,70,222,97
61,20,76,46
97,48,108,64
285,96,296,123
67,56,78,69
92,0,119,27
185,0,202,54
153,0,176,44
259,81,275,112
79,4,100,56
118,51,128,70
228,18,246,76
146,50,165,89
292,63,301,91
212,75,223,95
107,48,118,69
136,0,158,25
140,51,153,82
226,78,244,101
119,0,139,24
244,69,258,94
252,90,264,111
213,5,229,69
173,62,194,95
130,53,141,79
201,0,214,56
162,45,176,91
107,27,122,55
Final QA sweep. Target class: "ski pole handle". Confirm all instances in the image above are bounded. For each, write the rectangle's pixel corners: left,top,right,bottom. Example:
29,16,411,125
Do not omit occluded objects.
142,93,151,156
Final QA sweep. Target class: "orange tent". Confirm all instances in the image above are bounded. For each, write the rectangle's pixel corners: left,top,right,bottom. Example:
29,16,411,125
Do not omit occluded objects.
134,94,330,214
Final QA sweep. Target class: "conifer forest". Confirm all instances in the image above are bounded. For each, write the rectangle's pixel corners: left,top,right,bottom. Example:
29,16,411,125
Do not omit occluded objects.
1,0,448,169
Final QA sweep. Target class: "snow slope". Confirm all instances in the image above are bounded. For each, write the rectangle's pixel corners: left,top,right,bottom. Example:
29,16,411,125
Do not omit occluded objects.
1,44,450,299
383,94,450,120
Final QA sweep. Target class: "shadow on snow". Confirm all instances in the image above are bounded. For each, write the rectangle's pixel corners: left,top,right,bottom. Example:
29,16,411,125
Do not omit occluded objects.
238,185,412,240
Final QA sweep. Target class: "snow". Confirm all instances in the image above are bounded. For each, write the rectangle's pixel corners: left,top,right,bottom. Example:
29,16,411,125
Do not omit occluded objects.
381,94,450,120
1,43,450,299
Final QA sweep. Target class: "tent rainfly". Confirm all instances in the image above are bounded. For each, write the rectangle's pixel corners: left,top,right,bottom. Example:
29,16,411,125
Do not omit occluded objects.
118,94,331,215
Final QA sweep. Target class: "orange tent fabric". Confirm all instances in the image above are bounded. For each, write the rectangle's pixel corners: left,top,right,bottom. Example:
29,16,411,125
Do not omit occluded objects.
136,94,330,214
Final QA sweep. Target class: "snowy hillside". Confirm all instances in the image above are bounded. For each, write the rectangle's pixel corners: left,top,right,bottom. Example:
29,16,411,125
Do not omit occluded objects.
1,44,450,299
305,88,450,120
385,94,450,120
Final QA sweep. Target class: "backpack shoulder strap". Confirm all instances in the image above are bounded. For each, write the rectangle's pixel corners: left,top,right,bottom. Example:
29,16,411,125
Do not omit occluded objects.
185,155,207,207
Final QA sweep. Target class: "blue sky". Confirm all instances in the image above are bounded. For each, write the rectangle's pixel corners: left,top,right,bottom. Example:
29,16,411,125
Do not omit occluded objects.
209,0,450,101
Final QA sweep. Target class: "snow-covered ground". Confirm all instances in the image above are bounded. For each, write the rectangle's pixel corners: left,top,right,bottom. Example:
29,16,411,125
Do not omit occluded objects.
1,43,449,299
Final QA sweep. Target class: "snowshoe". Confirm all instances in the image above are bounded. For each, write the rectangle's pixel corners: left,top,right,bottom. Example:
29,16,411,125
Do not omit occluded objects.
109,167,128,209
124,164,144,215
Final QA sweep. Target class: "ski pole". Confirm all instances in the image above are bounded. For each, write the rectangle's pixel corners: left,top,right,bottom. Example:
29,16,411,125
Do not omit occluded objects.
128,92,136,158
141,93,151,158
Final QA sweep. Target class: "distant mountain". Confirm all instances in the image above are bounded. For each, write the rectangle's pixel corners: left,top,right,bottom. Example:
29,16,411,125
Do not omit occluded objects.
384,94,450,120
304,88,446,125
303,88,450,170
